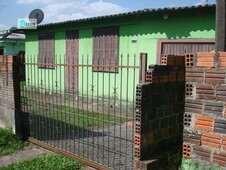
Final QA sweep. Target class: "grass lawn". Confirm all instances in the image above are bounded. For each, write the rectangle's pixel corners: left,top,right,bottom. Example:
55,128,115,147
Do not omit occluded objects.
0,128,83,170
0,128,27,156
0,154,83,170
28,101,127,129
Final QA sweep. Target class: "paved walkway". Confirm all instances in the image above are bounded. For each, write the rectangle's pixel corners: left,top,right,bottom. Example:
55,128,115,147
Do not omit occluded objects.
0,147,51,168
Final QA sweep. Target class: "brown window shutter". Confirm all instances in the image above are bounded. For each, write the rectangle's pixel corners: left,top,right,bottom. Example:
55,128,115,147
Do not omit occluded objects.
93,26,119,72
46,33,54,68
38,33,55,68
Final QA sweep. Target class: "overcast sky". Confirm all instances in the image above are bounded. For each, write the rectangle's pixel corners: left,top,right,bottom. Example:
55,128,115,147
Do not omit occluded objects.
0,0,216,31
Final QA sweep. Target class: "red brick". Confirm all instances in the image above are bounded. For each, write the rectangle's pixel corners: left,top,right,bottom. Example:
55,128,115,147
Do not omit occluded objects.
6,57,13,63
194,115,213,131
196,84,214,90
144,133,154,144
184,113,192,127
185,53,194,68
168,71,177,83
205,70,225,84
135,111,141,122
214,119,226,134
134,146,141,160
196,52,215,68
177,71,185,82
186,68,204,83
160,54,175,66
196,84,215,100
213,152,226,166
135,122,141,134
146,71,153,83
197,62,215,67
185,99,203,114
202,132,221,139
135,134,141,147
175,55,185,66
146,70,160,83
218,52,226,67
193,146,211,162
183,143,191,158
195,115,213,121
216,85,226,102
225,105,226,118
202,132,221,149
159,74,169,83
183,129,201,145
222,136,226,150
204,102,224,116
185,84,194,98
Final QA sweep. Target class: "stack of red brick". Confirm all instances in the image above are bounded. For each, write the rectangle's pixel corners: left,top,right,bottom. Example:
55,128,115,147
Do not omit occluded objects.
146,54,185,83
0,55,13,71
135,54,185,168
0,55,13,92
183,52,226,166
0,55,15,129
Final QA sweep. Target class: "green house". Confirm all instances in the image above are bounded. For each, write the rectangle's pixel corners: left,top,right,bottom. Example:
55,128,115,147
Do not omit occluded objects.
0,30,25,55
24,4,216,103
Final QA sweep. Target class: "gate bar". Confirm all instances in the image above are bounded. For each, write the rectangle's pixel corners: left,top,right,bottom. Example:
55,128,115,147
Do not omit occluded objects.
28,137,111,170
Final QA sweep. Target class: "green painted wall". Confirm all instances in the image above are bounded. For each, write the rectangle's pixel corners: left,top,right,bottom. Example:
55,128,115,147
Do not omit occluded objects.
25,32,66,92
25,9,215,101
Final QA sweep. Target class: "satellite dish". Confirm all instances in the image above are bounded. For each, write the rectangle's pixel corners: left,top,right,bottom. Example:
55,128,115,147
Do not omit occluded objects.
29,9,44,24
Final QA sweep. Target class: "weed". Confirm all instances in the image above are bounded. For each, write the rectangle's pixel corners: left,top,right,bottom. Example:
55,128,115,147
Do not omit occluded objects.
0,154,83,170
0,128,27,156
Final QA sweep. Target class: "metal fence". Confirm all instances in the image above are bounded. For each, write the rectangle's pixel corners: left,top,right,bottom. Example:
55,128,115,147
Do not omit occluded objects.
20,54,143,169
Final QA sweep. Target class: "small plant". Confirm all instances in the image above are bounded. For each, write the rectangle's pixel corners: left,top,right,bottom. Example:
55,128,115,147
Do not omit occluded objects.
0,154,83,170
0,128,27,156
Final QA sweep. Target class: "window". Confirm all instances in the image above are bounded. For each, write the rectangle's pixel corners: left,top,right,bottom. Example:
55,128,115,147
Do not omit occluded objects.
93,27,119,72
38,33,55,68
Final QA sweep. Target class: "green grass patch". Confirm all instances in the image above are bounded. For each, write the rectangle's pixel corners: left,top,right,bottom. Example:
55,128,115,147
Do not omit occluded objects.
32,103,127,129
0,154,83,170
0,128,27,156
55,105,126,128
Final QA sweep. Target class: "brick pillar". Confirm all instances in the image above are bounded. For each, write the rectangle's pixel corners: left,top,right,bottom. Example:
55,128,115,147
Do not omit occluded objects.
0,56,15,131
134,54,185,169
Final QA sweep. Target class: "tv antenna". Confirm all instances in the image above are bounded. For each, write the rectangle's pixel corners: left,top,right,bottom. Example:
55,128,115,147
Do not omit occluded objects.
29,9,44,24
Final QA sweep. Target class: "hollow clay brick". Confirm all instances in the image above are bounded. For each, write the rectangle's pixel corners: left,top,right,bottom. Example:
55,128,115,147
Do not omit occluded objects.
196,52,215,68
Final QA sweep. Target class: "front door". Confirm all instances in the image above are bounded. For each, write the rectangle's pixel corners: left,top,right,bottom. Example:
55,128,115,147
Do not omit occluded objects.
65,30,79,93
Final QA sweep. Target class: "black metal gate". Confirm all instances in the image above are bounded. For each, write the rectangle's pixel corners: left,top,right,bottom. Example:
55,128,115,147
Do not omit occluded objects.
20,54,143,169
